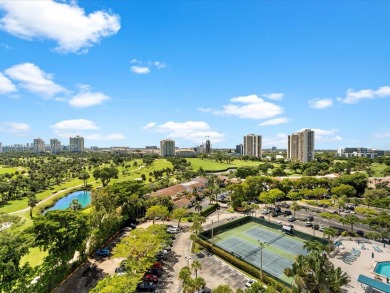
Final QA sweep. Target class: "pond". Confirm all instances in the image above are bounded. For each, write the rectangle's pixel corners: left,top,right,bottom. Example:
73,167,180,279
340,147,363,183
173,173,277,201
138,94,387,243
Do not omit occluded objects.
45,190,91,212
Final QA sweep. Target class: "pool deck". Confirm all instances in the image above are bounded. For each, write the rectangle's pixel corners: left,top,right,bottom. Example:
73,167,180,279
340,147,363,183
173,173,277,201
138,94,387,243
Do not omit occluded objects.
329,238,390,292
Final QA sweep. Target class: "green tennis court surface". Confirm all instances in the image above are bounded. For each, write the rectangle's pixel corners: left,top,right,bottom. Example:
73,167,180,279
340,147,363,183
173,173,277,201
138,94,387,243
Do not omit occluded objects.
213,221,307,282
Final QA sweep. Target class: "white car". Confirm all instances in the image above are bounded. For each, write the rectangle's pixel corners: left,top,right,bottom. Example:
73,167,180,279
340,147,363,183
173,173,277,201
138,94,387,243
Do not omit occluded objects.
262,209,270,215
167,226,180,234
319,226,325,232
245,280,255,288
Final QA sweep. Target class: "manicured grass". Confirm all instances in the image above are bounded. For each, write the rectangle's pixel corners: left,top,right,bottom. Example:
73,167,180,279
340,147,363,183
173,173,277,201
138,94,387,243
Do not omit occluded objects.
0,165,26,174
187,158,235,171
371,163,388,177
20,247,48,267
231,160,261,167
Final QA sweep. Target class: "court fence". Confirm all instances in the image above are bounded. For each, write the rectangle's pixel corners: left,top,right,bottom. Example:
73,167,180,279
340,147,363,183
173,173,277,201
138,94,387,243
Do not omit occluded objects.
196,236,291,291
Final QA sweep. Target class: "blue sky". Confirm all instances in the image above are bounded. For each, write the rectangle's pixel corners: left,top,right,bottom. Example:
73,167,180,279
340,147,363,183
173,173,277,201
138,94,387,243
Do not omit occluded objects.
0,1,390,150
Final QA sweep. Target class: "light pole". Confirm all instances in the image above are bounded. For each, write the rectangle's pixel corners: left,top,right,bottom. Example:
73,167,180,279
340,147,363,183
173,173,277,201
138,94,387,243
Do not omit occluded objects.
211,219,214,245
185,256,191,267
258,240,265,280
217,210,220,227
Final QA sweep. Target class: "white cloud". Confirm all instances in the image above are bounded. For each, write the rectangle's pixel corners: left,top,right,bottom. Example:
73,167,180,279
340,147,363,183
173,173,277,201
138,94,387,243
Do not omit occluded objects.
51,119,100,134
215,94,283,120
130,59,167,74
337,86,390,104
130,66,151,74
0,122,31,135
305,128,342,143
263,93,284,101
4,63,67,97
197,107,214,113
0,72,16,94
69,91,110,108
85,133,125,141
263,133,288,148
259,117,289,126
142,122,157,129
308,98,333,109
146,121,225,143
373,131,390,139
0,1,120,53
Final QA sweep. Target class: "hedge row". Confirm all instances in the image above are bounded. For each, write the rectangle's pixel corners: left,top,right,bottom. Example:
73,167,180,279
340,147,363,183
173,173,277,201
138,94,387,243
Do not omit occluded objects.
195,237,289,291
200,203,220,217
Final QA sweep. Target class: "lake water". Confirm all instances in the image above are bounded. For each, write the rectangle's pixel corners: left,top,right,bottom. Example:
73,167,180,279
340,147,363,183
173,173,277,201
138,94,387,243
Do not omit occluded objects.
45,190,91,212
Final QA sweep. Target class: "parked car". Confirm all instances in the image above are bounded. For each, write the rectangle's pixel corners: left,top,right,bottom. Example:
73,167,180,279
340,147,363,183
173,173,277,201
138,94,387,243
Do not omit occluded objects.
306,216,314,222
258,216,265,219
143,273,159,283
95,248,109,257
271,212,279,217
356,230,365,236
312,224,319,230
274,207,281,213
197,287,212,293
136,281,156,292
283,210,292,216
115,266,127,276
262,209,270,215
167,226,180,234
319,226,326,232
305,222,313,227
147,268,162,277
121,227,132,232
245,280,255,288
152,262,162,269
287,224,294,229
288,216,295,222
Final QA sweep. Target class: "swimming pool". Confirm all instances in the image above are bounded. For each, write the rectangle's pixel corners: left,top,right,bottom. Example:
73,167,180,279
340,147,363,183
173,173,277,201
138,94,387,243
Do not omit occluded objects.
374,261,390,277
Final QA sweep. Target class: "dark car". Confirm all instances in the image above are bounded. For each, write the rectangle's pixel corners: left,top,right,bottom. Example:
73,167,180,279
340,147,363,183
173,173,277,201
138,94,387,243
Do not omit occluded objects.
143,273,159,283
258,216,265,219
274,207,281,213
356,230,365,236
95,248,109,257
147,268,162,277
312,224,319,230
136,281,156,292
197,287,212,293
152,262,162,269
306,216,314,222
283,210,292,216
271,212,279,217
288,216,295,222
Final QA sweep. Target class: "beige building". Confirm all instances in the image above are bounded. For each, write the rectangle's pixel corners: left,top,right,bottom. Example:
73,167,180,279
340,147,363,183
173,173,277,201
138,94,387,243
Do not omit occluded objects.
243,134,262,158
287,129,315,163
33,138,45,153
50,139,62,153
160,139,175,157
69,136,84,152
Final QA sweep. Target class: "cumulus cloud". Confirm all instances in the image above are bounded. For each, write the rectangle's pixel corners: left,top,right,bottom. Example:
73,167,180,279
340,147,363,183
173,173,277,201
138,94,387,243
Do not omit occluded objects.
214,94,283,120
4,63,67,97
0,122,30,135
307,128,342,143
259,117,288,126
69,91,110,108
130,59,167,74
308,98,333,109
50,119,124,141
263,93,284,101
0,1,120,53
337,86,390,104
142,122,157,129
130,66,151,74
0,72,16,94
197,107,213,113
144,121,224,143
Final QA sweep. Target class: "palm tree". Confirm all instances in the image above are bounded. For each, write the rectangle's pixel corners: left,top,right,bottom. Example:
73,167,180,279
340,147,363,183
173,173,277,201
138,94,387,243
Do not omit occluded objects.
191,260,202,278
194,200,203,213
328,267,351,293
179,266,191,284
290,201,300,218
323,227,337,246
192,277,206,292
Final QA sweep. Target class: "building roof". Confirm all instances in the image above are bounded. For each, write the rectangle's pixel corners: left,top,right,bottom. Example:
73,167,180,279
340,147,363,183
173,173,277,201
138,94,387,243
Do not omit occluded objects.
357,274,390,293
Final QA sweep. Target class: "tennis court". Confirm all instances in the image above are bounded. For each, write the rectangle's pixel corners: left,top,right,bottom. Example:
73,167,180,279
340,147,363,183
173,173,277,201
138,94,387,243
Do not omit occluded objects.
213,221,307,281
244,227,307,255
217,236,294,278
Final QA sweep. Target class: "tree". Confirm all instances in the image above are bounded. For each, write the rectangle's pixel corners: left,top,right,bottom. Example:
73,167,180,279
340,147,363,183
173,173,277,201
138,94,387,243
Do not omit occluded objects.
90,275,140,293
68,199,83,211
171,208,188,227
32,210,90,264
78,171,90,188
27,192,38,218
259,188,284,206
93,167,119,187
194,200,203,213
323,227,338,246
191,260,202,278
290,201,301,218
363,189,388,208
212,285,233,293
339,214,360,234
179,266,191,284
145,205,168,224
331,184,356,199
190,214,206,236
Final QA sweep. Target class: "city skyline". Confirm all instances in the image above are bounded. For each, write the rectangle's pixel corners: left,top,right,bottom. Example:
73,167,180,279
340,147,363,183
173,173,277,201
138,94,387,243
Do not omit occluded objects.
1,1,390,149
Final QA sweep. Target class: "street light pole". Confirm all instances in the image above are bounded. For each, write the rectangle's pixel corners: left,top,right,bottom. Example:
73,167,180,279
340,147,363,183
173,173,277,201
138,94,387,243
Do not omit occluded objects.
185,256,191,267
217,210,220,227
258,240,264,280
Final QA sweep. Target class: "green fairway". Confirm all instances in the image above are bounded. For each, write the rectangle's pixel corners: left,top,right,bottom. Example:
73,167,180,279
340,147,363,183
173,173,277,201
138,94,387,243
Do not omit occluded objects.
0,165,26,174
186,158,235,171
371,162,388,177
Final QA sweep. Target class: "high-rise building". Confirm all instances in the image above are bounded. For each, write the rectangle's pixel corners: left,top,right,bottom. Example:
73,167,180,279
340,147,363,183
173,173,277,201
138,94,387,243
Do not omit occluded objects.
205,140,211,154
50,139,62,153
235,144,243,155
287,129,315,163
243,134,262,158
69,136,85,152
33,138,45,153
160,139,175,157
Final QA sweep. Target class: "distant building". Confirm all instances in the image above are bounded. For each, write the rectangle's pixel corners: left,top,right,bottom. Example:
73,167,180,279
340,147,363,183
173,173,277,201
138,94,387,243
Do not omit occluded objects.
205,140,211,153
50,139,62,153
243,134,262,158
235,144,243,155
287,129,315,163
33,138,45,153
176,148,196,157
272,146,277,151
336,147,384,159
69,136,84,152
160,139,175,157
145,146,158,150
